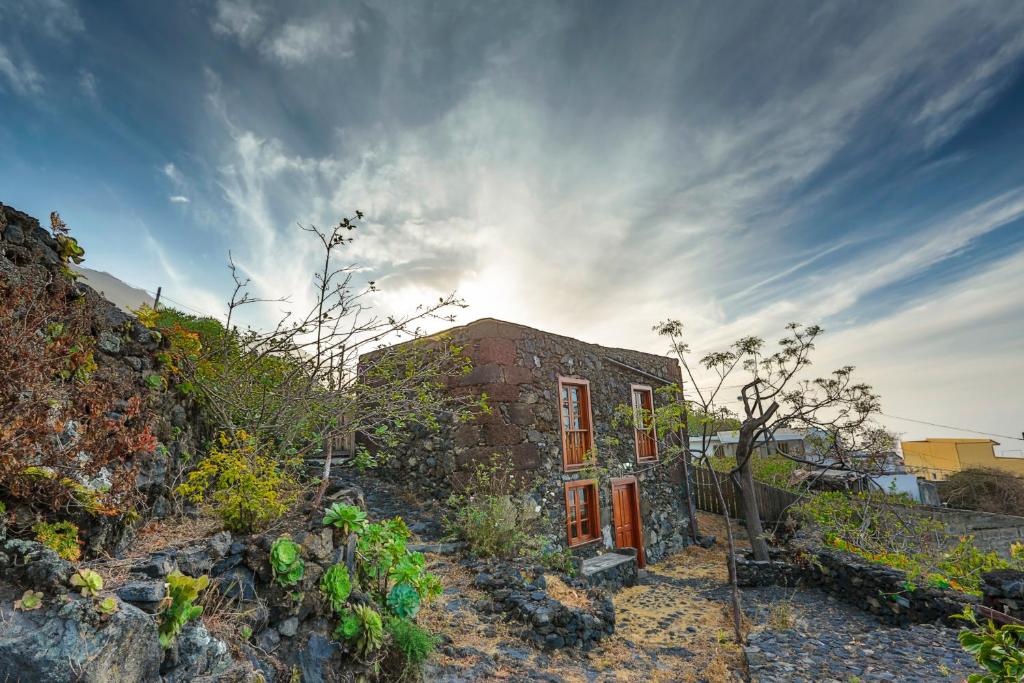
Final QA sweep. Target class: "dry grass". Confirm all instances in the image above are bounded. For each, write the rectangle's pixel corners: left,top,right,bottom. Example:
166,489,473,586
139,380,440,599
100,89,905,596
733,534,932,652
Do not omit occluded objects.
134,514,224,555
200,582,266,657
544,573,596,612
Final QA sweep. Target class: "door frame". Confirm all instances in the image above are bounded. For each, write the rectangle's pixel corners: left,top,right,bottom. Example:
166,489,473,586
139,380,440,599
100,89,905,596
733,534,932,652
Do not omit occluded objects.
610,476,645,568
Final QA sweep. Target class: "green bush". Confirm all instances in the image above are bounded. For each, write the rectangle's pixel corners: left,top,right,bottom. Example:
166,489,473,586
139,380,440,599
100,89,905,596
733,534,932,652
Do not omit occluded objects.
357,518,442,610
797,491,1024,595
320,563,352,614
270,535,305,587
335,604,384,658
538,547,578,577
158,571,209,648
444,455,540,559
386,617,438,668
176,430,297,532
955,606,1024,682
322,503,368,537
33,520,82,562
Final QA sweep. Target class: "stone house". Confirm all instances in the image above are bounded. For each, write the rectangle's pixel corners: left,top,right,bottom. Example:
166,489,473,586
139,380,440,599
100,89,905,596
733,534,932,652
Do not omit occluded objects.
362,318,695,568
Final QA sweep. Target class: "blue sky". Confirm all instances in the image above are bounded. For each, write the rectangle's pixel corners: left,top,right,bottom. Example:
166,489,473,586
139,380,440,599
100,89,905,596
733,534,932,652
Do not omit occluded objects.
2,0,1023,449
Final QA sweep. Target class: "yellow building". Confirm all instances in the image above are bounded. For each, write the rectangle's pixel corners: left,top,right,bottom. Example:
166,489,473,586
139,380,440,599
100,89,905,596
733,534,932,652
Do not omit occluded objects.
901,438,1024,480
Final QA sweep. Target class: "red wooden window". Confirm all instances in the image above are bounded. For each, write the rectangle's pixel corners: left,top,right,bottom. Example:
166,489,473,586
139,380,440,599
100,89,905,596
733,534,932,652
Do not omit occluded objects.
558,377,593,470
631,384,658,461
565,480,600,546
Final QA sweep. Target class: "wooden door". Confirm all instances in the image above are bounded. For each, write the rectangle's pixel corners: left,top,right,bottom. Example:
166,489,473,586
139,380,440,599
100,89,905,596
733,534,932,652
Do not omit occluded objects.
611,478,645,567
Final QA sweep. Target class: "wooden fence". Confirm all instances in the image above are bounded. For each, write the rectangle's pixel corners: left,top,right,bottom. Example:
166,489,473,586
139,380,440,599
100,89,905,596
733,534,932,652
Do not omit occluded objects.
692,466,802,523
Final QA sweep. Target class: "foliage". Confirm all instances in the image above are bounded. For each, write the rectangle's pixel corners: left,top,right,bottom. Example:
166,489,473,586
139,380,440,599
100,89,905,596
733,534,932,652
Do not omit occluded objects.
33,520,83,562
798,491,1024,595
954,606,1024,682
538,547,578,577
322,503,368,537
0,257,157,517
95,596,119,615
176,430,297,532
70,568,103,597
386,582,421,620
158,571,209,648
444,454,541,559
709,455,800,491
939,469,1024,516
334,604,384,658
14,589,43,611
357,518,442,611
270,535,305,587
385,616,438,669
320,563,352,614
160,212,484,484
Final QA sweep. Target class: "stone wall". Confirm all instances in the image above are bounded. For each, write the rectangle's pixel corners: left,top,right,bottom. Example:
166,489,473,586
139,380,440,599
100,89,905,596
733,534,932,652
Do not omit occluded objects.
0,203,209,553
369,318,694,565
736,548,978,626
980,569,1024,620
468,559,616,650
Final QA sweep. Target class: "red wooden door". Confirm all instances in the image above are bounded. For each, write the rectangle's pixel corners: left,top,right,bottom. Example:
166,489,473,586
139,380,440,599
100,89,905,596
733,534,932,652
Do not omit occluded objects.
611,479,645,567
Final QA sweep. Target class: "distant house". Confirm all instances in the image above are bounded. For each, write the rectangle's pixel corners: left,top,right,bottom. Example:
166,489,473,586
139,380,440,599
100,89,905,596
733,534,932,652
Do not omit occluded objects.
901,438,1021,481
713,428,816,459
361,318,694,567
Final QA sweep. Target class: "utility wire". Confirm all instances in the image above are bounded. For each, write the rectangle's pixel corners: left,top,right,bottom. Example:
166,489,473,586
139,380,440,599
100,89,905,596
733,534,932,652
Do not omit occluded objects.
880,413,1023,442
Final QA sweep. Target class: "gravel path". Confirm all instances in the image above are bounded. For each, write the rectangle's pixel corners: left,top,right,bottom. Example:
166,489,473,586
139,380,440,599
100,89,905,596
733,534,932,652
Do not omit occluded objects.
742,585,978,683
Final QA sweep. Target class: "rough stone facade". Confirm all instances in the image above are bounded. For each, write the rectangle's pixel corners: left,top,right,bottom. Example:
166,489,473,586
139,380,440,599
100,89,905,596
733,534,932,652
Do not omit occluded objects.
367,318,694,566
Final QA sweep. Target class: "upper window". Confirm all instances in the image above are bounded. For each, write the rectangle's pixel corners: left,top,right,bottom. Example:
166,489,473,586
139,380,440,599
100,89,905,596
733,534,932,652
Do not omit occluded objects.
631,384,658,461
559,377,593,470
565,480,600,546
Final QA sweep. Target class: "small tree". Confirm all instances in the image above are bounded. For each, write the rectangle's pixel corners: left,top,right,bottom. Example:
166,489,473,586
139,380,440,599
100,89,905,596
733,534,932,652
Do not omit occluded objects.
655,320,894,561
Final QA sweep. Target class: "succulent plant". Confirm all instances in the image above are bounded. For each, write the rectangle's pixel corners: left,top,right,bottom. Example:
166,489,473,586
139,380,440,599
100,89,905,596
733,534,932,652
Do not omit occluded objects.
70,568,103,597
387,582,421,619
270,535,305,587
320,563,352,614
322,503,368,537
14,590,43,611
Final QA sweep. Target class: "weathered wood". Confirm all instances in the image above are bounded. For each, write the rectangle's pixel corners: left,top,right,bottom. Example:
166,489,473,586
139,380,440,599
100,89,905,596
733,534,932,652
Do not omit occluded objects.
692,466,800,523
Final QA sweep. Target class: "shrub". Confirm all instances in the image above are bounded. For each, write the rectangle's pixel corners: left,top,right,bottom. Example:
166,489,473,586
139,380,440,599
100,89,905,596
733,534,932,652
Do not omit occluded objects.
320,563,352,613
385,617,437,668
538,547,578,577
955,606,1024,682
335,604,384,658
176,430,297,532
270,535,305,587
322,503,368,537
357,518,442,612
33,520,82,562
940,468,1024,516
444,455,540,559
797,491,1024,595
158,571,209,648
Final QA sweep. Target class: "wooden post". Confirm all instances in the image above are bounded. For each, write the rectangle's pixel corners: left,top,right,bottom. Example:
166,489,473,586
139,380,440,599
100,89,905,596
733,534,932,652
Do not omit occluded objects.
153,286,162,309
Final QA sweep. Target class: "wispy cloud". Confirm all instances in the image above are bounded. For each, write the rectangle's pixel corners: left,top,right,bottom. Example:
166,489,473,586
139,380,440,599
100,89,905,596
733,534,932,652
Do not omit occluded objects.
0,44,44,95
169,195,190,204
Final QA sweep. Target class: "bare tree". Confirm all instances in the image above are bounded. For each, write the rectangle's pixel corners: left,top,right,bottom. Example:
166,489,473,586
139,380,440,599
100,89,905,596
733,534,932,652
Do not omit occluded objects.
182,212,484,509
655,320,893,561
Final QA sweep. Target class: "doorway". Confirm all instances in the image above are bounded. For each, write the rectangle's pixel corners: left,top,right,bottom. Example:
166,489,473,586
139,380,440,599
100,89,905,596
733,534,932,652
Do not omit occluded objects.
611,477,645,567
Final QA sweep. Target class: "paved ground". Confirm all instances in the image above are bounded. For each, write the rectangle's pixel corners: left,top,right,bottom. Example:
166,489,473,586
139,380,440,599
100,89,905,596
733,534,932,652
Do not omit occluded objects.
742,586,977,683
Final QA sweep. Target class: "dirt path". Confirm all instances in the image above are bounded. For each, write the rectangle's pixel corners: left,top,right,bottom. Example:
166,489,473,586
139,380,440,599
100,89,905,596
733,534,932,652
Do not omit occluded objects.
419,511,749,682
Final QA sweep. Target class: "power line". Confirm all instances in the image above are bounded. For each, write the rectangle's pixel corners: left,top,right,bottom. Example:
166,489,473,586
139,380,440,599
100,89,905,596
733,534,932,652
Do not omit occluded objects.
881,412,1023,442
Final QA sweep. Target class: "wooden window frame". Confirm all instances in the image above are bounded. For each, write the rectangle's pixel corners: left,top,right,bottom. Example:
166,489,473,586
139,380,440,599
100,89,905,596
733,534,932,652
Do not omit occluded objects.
564,479,601,547
631,383,658,462
558,376,594,472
